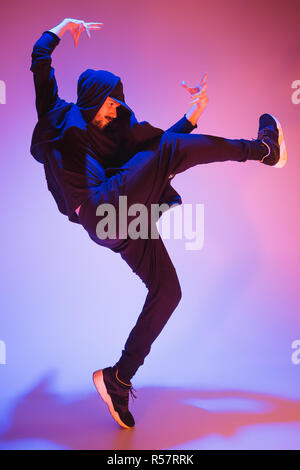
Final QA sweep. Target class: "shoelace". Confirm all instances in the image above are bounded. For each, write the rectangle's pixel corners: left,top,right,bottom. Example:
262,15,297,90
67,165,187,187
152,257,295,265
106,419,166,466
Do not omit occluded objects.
129,386,137,402
119,385,137,409
258,126,278,141
114,367,138,404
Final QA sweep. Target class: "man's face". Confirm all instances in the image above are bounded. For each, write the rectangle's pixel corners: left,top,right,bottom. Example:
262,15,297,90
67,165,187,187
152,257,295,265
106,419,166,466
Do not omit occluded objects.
91,96,121,130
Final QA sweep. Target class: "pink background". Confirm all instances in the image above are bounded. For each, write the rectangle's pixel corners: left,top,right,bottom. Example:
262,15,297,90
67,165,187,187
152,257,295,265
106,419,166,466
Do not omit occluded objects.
0,0,299,450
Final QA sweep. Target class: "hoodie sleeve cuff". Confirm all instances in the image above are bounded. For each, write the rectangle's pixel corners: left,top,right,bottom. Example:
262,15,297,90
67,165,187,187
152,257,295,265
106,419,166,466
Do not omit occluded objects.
184,114,198,130
43,30,61,44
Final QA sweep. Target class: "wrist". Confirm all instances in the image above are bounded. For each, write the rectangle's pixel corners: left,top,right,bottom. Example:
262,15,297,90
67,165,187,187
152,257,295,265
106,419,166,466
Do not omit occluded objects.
49,19,69,38
185,112,197,127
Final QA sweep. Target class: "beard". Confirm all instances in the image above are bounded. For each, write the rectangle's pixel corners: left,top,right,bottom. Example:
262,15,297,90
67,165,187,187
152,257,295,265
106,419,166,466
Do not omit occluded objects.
92,116,115,130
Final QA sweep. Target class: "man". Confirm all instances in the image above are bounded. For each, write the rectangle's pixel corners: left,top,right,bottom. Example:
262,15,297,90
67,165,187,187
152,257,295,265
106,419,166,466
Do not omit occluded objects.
30,18,287,430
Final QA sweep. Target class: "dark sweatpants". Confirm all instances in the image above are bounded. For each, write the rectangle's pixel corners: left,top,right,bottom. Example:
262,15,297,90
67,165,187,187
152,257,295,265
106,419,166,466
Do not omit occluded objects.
78,131,265,382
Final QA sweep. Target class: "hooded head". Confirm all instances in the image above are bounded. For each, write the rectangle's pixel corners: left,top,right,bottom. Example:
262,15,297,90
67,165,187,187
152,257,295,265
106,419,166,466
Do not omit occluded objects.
76,69,131,126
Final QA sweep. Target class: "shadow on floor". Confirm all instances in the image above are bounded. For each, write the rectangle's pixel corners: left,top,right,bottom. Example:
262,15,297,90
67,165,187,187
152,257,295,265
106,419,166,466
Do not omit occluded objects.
1,372,300,450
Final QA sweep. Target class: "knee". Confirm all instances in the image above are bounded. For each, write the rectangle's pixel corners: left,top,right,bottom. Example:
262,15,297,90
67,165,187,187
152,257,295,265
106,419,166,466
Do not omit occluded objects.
174,279,182,306
160,275,182,309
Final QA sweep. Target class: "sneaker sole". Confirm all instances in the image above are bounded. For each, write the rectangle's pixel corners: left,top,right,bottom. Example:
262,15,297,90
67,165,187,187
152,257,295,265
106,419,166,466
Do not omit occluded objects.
92,369,132,430
269,114,288,168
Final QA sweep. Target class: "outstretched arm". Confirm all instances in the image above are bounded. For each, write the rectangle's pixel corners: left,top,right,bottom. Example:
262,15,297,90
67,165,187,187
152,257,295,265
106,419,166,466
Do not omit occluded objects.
30,18,103,119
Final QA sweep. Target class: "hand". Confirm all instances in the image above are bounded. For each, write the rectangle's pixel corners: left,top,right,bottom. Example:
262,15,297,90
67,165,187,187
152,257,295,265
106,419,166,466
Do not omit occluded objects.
49,18,103,46
65,18,104,47
181,73,209,126
49,18,103,45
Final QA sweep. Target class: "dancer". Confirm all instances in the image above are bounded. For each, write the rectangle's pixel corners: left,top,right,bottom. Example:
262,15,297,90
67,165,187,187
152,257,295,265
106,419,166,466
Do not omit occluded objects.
30,18,287,429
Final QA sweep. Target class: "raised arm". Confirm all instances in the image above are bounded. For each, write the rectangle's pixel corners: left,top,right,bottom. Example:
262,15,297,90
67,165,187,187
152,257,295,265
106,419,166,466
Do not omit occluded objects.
30,29,62,119
30,19,103,119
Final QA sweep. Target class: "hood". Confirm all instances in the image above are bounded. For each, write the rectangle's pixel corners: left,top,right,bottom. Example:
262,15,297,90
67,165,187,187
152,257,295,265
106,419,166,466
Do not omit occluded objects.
76,69,132,123
31,68,164,166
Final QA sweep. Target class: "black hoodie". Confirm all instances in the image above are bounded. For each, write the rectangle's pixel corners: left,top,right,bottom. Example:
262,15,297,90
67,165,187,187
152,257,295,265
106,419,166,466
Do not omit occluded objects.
30,31,197,225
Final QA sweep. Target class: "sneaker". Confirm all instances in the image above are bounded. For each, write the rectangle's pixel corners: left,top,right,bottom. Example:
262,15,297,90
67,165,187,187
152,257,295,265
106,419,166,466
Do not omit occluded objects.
93,366,137,429
257,113,288,168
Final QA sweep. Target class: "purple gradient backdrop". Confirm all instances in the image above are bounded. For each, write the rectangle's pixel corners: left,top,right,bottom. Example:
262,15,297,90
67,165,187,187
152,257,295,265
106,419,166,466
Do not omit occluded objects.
0,0,299,450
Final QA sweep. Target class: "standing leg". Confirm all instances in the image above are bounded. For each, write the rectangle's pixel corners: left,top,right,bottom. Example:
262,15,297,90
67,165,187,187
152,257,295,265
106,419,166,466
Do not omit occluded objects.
112,234,182,383
90,232,182,429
